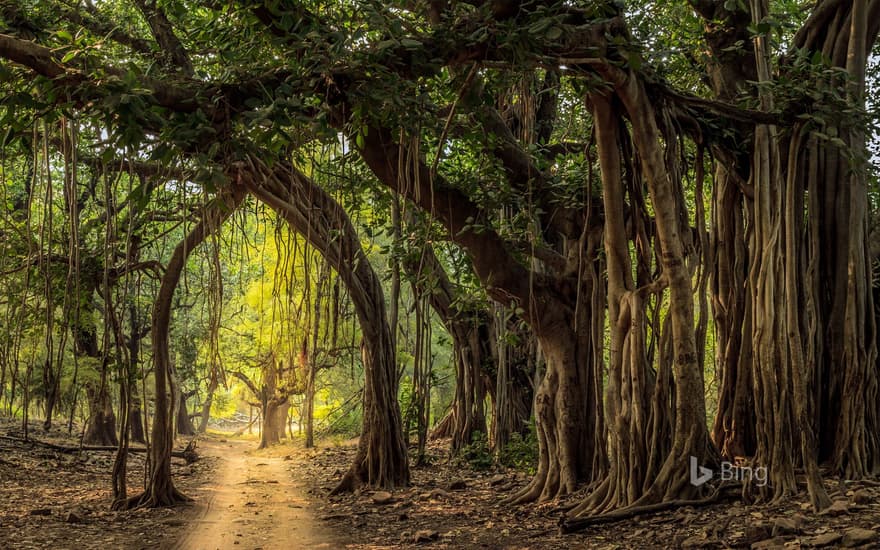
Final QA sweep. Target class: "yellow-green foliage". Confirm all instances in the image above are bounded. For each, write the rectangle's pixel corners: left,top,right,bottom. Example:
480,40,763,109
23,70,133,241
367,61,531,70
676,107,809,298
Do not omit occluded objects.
210,389,238,419
313,387,341,422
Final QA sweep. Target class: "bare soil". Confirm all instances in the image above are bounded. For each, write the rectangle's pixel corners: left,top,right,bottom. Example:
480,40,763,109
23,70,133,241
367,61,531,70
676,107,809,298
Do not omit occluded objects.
175,437,338,550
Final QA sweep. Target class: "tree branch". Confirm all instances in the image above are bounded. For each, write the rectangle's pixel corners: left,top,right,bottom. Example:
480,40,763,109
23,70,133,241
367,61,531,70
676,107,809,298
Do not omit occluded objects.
0,33,199,111
132,0,194,75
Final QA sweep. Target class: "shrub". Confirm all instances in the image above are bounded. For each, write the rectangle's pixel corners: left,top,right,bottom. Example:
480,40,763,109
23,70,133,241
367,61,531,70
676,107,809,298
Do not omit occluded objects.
498,428,538,474
457,431,493,471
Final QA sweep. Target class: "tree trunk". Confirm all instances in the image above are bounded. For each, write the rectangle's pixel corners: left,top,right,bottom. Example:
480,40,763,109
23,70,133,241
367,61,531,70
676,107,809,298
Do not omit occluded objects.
448,320,488,452
198,370,218,434
402,232,492,454
83,370,118,446
511,319,603,502
128,299,146,444
261,397,289,448
490,311,535,454
124,188,245,509
74,270,118,447
303,351,316,448
129,395,146,444
239,158,408,491
709,165,755,460
176,388,196,436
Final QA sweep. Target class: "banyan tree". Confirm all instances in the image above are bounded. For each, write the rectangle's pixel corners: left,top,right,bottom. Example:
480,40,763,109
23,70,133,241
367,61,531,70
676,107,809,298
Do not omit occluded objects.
0,0,877,525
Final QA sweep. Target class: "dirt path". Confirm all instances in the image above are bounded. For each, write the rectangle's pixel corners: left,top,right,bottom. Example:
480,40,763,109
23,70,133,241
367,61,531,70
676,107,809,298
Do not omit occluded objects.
175,438,339,550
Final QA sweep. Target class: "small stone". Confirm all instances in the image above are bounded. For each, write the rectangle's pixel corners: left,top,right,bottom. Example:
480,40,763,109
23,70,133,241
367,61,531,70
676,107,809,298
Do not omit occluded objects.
429,488,449,499
29,508,52,516
805,533,842,548
372,491,394,505
851,489,872,505
841,528,877,547
447,479,467,491
820,499,850,516
771,517,801,536
64,511,83,524
750,537,786,550
413,530,439,543
488,474,506,486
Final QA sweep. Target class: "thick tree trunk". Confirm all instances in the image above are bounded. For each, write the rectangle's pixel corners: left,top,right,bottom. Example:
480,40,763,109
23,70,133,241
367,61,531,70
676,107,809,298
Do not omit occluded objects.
574,94,658,514
261,398,289,448
124,188,244,509
257,354,290,449
623,75,711,506
240,158,408,491
84,372,118,446
176,389,196,436
510,291,605,502
523,328,596,501
567,70,712,520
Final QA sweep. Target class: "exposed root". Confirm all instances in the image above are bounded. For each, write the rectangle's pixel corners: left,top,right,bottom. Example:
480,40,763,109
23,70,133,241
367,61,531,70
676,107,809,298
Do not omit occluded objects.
506,471,547,504
560,483,739,534
119,487,192,510
428,410,454,440
329,468,362,496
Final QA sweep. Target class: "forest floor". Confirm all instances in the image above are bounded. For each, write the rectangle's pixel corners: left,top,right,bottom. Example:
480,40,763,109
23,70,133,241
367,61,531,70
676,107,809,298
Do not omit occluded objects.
0,417,205,549
295,441,880,549
2,417,880,549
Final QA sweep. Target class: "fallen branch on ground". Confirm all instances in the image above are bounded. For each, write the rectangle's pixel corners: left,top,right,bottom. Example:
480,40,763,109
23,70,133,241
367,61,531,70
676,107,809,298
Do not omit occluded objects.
0,434,199,463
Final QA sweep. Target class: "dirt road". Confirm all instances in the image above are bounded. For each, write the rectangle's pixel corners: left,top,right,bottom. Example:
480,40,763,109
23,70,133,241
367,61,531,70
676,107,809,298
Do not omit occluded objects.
174,438,339,550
